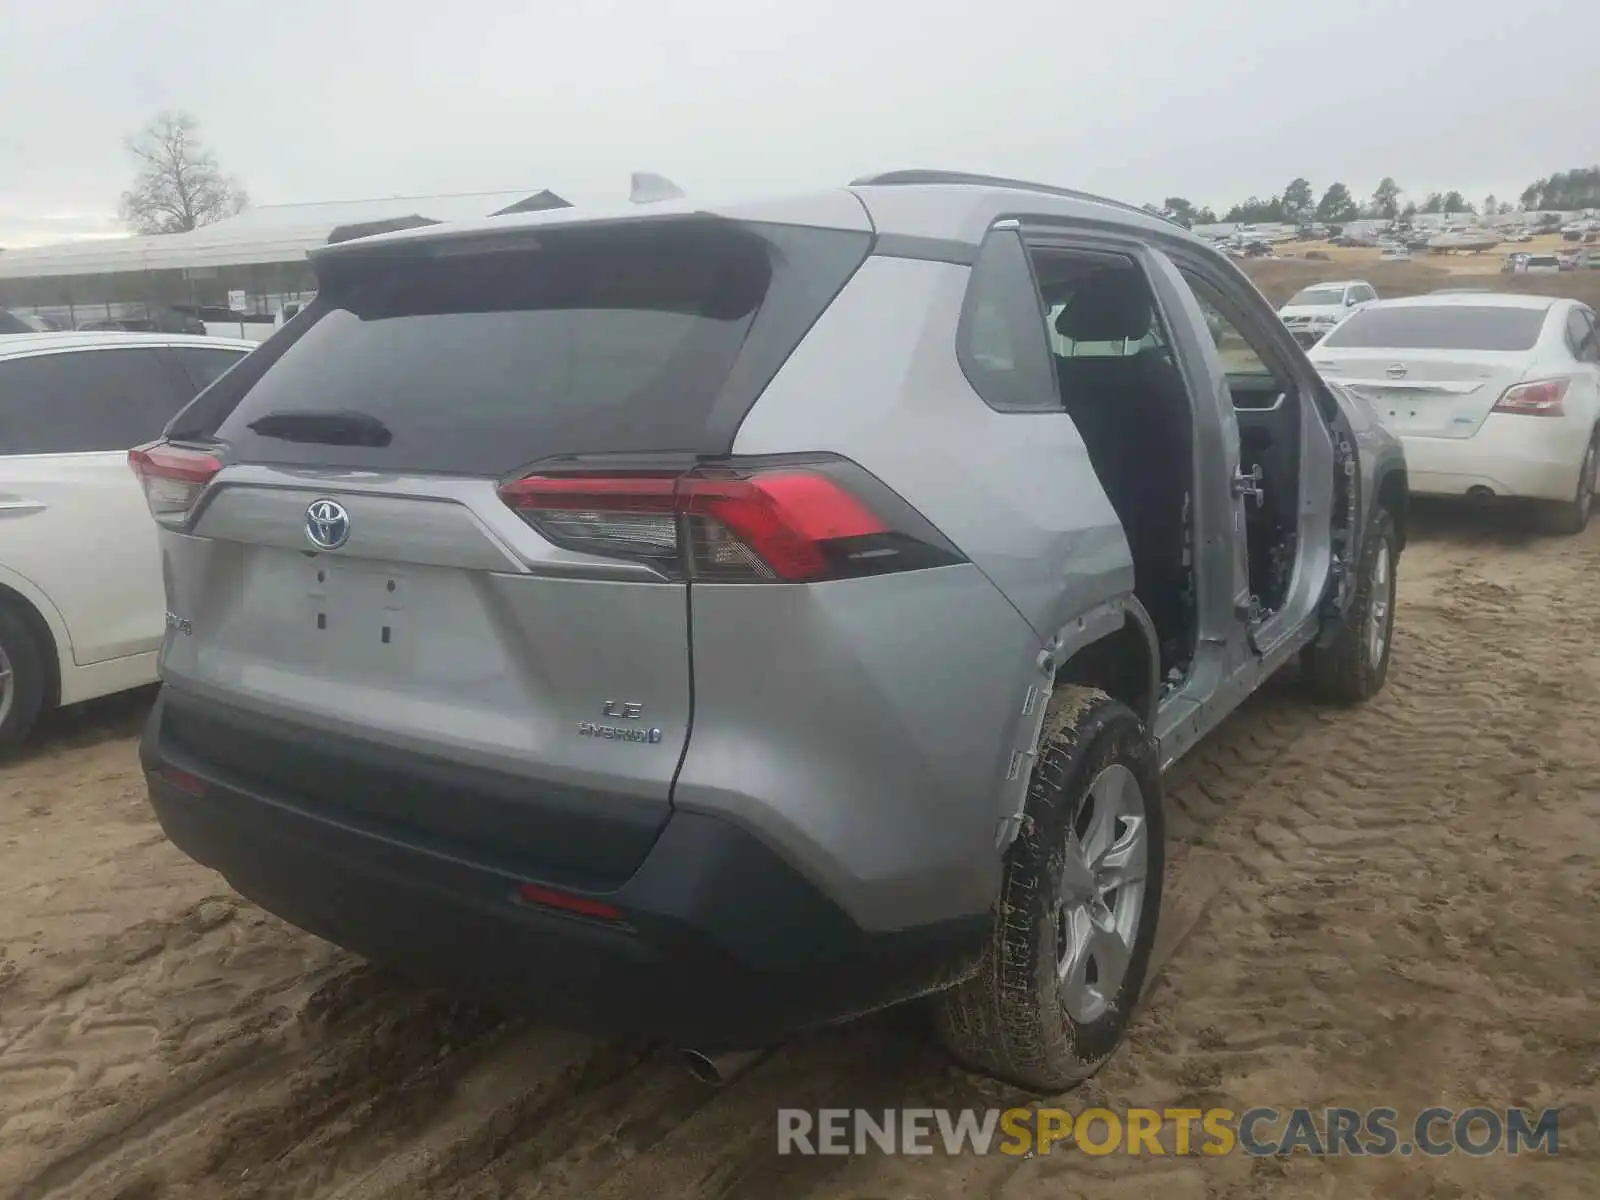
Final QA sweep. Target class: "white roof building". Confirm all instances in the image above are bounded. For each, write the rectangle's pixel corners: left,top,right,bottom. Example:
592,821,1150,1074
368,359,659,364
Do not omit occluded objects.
0,189,569,283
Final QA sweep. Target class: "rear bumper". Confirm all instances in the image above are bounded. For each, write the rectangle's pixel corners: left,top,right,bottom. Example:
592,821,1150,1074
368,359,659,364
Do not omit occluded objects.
141,691,986,1050
1401,419,1585,502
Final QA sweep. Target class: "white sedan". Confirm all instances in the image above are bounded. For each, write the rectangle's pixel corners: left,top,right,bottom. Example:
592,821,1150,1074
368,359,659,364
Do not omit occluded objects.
0,331,255,746
1310,293,1600,533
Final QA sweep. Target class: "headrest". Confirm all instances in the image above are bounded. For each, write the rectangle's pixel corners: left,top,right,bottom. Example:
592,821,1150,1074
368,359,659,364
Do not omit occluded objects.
1054,270,1153,343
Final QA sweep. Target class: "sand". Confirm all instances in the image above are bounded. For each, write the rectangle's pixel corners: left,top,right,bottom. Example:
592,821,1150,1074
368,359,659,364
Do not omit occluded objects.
1,504,1596,1199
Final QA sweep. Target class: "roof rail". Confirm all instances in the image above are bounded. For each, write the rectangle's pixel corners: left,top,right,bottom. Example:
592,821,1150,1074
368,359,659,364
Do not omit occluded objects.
848,170,1178,226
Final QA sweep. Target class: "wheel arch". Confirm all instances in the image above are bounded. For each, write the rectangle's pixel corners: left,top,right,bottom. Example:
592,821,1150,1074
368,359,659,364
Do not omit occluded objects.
1376,463,1409,553
0,581,63,711
1050,598,1160,731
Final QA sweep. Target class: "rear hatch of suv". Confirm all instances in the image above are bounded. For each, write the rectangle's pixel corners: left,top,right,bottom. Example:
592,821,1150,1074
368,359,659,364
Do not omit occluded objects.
136,208,872,889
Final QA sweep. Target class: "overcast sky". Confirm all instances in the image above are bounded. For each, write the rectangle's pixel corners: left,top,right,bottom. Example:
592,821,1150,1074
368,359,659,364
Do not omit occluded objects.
1,0,1594,246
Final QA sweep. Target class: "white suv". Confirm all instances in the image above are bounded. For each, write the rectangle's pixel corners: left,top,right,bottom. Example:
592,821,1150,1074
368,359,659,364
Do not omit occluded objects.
0,332,255,745
1278,280,1378,346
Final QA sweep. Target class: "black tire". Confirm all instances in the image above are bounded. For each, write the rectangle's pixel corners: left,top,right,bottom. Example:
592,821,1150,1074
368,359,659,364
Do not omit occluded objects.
1540,428,1599,536
1303,508,1397,704
0,602,46,752
933,686,1164,1092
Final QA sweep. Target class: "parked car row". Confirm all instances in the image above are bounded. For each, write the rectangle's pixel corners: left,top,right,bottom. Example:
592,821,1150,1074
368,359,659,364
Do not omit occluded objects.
2,306,208,336
1504,250,1600,274
1,302,309,342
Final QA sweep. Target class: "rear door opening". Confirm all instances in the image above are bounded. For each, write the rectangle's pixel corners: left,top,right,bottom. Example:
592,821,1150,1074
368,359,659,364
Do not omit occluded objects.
142,216,870,886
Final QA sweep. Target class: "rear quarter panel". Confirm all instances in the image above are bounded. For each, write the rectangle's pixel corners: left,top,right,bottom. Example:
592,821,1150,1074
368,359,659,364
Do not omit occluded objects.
673,566,1044,932
673,255,1131,932
732,255,1131,641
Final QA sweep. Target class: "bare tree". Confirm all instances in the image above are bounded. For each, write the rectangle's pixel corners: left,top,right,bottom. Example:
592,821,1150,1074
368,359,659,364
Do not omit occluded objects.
118,111,248,234
1370,177,1403,222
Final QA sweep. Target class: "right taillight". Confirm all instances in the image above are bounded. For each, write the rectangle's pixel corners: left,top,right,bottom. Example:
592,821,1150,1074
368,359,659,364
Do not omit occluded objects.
128,440,223,527
1493,378,1569,417
498,461,962,583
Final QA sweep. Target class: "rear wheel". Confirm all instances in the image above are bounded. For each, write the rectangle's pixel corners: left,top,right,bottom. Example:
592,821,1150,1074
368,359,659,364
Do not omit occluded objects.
1303,508,1396,704
1541,429,1599,536
0,603,46,752
933,686,1164,1092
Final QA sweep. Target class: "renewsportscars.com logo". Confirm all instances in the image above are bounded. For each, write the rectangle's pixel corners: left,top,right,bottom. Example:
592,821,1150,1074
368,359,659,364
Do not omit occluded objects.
776,1107,1563,1157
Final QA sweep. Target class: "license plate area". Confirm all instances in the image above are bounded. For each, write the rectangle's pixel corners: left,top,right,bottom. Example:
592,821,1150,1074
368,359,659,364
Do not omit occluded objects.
304,557,413,673
1354,387,1461,434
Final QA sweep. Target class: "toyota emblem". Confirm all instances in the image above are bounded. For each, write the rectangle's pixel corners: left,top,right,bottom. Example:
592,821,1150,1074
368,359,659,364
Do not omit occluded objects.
305,498,351,550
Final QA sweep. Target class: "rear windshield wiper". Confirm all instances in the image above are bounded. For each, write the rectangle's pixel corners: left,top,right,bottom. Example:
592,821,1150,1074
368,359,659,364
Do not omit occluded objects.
246,409,393,447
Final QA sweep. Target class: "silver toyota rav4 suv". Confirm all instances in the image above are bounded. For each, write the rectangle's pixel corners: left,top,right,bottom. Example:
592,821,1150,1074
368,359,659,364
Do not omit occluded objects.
134,171,1407,1090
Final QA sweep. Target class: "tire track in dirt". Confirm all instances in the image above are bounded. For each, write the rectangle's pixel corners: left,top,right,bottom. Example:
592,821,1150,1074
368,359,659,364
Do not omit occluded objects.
3,509,1597,1199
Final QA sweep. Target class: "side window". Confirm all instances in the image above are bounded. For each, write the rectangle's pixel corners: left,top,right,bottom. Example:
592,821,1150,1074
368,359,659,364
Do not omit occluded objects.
1175,271,1277,379
172,346,250,394
957,229,1061,412
1565,310,1598,363
0,349,184,454
1583,311,1600,364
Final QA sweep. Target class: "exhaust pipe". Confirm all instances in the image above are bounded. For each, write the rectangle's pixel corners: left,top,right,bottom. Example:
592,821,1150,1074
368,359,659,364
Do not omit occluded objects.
679,1047,771,1086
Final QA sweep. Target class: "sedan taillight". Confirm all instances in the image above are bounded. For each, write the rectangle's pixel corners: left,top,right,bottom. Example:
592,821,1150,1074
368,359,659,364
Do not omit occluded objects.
1492,378,1569,417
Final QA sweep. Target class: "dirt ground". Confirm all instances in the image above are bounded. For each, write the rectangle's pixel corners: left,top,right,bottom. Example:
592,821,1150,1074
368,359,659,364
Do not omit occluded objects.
2,505,1597,1199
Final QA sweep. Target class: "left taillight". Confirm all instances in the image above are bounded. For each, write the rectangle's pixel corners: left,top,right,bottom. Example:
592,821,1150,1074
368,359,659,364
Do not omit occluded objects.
498,461,963,583
128,440,223,528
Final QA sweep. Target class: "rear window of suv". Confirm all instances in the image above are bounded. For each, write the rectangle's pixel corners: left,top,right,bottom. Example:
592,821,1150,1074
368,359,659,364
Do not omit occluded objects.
1319,305,1548,352
201,219,869,475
